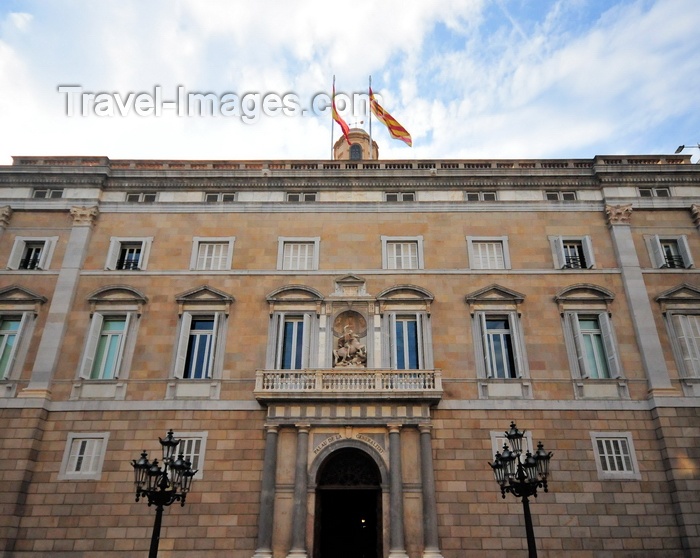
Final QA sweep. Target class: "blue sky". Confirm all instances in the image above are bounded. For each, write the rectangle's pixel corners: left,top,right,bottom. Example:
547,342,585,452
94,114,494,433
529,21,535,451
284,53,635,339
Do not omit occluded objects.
0,0,698,163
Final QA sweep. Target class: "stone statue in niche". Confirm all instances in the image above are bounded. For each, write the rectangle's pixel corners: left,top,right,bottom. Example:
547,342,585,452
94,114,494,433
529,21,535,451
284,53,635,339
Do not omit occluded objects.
332,311,367,367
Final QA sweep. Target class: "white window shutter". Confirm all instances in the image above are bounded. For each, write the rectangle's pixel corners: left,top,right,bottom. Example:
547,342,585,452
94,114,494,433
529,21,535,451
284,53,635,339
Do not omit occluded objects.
173,313,192,378
554,236,566,269
650,235,665,268
80,313,104,379
599,312,621,378
302,313,312,368
389,313,398,369
566,312,587,378
105,239,119,270
205,313,220,379
2,313,28,379
478,313,493,378
678,235,694,268
416,313,425,369
274,313,285,369
112,313,132,379
7,240,24,270
509,312,524,378
582,236,596,269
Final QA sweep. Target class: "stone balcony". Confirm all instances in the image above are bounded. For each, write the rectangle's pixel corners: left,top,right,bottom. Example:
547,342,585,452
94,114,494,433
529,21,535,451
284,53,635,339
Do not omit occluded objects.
254,369,443,404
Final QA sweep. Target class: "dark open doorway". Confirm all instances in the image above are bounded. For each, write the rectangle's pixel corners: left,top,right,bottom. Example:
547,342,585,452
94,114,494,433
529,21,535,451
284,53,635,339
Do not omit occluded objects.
314,448,382,558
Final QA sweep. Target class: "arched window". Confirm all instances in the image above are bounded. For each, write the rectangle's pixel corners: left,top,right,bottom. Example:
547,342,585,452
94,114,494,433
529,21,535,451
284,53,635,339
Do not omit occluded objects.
350,144,363,160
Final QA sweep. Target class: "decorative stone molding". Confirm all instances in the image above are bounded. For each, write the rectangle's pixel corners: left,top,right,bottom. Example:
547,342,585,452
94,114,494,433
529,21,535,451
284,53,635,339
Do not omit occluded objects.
605,204,633,226
0,205,12,229
691,204,700,229
70,205,99,226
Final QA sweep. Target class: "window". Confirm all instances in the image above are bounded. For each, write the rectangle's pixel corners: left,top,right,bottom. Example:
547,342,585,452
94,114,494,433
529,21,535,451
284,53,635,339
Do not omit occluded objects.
590,432,641,480
385,192,415,202
381,236,424,270
648,235,693,269
266,286,321,369
78,286,146,386
564,313,620,379
639,187,670,198
126,192,157,202
350,144,363,160
33,188,63,199
286,192,317,202
550,236,595,269
669,314,700,377
106,237,153,271
0,316,26,380
277,237,320,270
545,191,576,201
466,191,497,201
174,314,223,379
58,432,109,480
177,433,208,479
190,237,235,270
7,237,58,270
467,237,511,270
204,192,236,202
378,285,434,370
467,285,528,381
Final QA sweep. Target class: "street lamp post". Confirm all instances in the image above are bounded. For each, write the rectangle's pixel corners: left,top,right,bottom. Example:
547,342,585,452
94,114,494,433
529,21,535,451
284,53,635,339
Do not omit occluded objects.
131,430,197,558
489,422,553,558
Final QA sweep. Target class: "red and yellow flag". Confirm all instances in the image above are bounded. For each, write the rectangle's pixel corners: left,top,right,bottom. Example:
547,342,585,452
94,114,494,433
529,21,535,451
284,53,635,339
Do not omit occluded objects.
332,79,351,144
369,88,412,147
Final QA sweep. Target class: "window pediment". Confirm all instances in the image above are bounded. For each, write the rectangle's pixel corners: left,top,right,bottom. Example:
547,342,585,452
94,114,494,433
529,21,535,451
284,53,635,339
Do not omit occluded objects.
377,285,433,313
88,285,148,315
554,284,614,313
655,283,700,312
175,285,234,315
0,284,47,314
465,284,524,313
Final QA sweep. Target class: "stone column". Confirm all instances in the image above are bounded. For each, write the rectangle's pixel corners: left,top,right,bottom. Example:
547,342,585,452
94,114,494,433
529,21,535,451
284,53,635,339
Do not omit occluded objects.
287,424,310,558
253,425,279,558
388,424,409,558
419,425,443,558
605,204,675,395
21,206,98,398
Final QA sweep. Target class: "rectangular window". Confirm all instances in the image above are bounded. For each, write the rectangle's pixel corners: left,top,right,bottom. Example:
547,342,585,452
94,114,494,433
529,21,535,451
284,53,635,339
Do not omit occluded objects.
545,191,576,201
670,314,700,377
205,192,236,202
393,316,420,369
106,237,153,271
8,237,58,271
281,316,305,369
384,312,430,370
270,313,314,370
126,193,157,202
387,242,418,270
80,313,134,380
385,192,415,202
564,312,620,379
649,235,693,269
58,433,109,480
287,192,317,202
639,187,670,198
283,242,315,270
190,237,235,271
552,236,595,269
466,191,497,201
590,432,640,480
382,236,424,270
0,316,23,380
471,241,504,269
184,316,216,379
178,434,207,478
483,316,517,378
33,188,63,199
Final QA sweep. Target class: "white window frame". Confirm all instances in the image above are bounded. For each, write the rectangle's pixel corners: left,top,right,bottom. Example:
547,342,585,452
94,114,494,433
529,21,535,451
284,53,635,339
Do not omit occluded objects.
550,236,596,269
33,188,63,199
465,191,497,201
381,236,424,270
106,237,153,271
590,432,641,480
648,235,693,269
666,312,700,378
176,432,208,479
79,313,139,380
467,236,511,270
545,191,576,201
58,432,110,481
385,192,415,202
190,237,235,271
0,313,33,380
268,312,318,370
125,192,157,203
382,311,433,370
7,236,58,270
563,312,621,379
173,312,227,380
277,237,320,271
639,187,670,198
204,192,236,203
473,311,528,379
286,192,317,202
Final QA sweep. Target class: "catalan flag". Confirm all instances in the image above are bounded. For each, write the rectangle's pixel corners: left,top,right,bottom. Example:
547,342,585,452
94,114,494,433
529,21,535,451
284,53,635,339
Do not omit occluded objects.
332,77,351,145
369,87,412,147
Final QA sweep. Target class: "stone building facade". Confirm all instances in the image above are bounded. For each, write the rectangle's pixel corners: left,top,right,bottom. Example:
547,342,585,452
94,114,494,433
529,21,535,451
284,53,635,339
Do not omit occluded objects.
0,134,699,557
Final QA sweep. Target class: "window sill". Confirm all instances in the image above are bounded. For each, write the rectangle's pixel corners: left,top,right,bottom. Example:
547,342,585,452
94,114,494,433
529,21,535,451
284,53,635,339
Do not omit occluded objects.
166,380,221,400
681,377,700,397
70,381,126,400
574,378,629,399
478,379,532,399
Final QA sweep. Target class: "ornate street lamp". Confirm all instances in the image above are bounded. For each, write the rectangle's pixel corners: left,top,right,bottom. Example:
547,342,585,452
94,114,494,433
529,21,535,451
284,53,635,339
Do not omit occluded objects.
131,430,197,558
489,422,553,558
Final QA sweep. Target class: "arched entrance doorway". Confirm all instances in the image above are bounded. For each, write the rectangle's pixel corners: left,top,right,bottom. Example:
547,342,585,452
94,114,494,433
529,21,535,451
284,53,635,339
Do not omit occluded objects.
314,447,383,558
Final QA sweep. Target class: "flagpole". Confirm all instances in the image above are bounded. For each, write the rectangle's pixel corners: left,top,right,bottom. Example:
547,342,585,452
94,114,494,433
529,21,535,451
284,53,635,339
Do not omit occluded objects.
331,75,336,159
369,76,373,159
